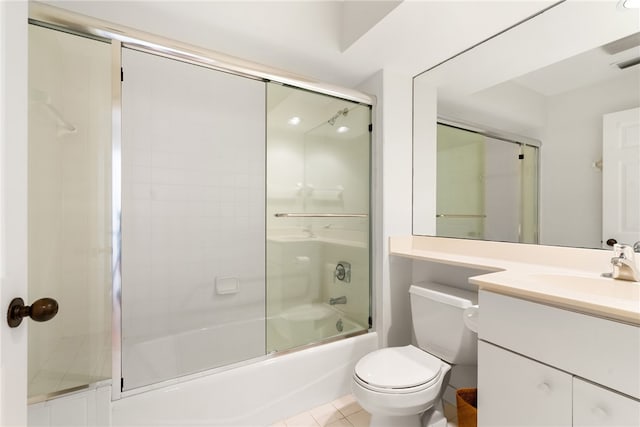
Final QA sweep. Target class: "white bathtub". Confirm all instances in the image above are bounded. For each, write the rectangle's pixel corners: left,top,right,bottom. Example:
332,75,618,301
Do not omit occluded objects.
112,332,377,426
267,303,366,352
122,317,266,391
123,304,367,390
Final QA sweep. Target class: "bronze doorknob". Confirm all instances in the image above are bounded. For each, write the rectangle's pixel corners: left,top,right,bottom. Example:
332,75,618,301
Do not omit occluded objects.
7,297,59,328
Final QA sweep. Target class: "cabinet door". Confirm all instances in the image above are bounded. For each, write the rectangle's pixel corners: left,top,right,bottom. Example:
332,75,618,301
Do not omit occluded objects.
478,341,572,427
574,377,640,427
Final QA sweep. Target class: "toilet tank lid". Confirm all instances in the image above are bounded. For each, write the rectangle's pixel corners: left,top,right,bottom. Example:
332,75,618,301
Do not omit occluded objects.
409,282,477,309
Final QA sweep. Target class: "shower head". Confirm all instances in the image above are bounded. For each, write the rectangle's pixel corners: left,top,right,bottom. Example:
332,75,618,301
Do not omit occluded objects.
30,88,77,134
327,108,349,126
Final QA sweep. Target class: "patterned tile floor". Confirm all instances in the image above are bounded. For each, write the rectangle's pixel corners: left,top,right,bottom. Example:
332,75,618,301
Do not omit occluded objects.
270,394,459,427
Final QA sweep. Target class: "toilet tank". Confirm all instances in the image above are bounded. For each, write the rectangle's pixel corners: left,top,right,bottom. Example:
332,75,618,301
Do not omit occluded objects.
410,282,478,365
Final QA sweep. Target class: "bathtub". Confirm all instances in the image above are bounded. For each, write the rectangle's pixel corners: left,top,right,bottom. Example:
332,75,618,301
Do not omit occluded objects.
122,303,366,390
267,303,365,352
112,331,378,426
122,317,266,391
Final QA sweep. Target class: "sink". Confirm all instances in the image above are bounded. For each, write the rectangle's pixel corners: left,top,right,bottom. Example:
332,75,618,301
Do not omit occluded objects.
529,273,639,300
530,273,629,288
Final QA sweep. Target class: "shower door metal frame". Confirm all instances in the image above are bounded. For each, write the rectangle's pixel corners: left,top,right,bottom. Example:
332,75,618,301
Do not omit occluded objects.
29,1,376,402
110,39,123,402
28,2,372,105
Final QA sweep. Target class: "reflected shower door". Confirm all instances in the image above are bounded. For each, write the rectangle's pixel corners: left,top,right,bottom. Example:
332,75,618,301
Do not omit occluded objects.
436,125,486,239
436,123,539,243
27,24,112,400
120,49,266,390
266,83,371,353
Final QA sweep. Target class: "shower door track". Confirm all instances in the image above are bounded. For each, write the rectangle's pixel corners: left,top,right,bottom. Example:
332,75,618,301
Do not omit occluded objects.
28,2,373,105
275,213,369,218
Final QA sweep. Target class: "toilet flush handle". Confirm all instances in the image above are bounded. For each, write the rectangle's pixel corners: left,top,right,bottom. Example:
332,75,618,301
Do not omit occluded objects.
463,305,479,333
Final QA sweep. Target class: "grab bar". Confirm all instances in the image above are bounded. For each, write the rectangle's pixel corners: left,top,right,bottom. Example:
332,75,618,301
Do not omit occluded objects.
436,214,486,218
275,213,368,218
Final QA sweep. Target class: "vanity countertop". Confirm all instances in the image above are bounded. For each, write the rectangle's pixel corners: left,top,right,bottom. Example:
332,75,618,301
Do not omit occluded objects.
390,236,640,325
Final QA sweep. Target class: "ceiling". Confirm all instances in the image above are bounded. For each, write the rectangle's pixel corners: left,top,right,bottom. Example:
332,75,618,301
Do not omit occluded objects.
44,0,558,89
513,32,640,97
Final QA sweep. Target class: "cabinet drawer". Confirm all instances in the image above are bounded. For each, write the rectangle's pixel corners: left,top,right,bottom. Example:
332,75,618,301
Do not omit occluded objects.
574,377,640,427
478,341,572,427
479,291,640,399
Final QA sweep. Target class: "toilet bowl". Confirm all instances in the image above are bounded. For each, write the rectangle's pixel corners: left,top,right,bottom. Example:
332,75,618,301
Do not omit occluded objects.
352,345,451,427
351,282,477,427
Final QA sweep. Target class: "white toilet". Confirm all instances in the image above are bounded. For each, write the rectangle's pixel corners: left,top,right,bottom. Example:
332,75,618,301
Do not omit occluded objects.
352,282,478,427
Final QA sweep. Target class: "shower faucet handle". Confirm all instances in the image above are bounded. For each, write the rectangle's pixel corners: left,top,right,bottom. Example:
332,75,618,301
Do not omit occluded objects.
335,261,351,283
7,297,59,328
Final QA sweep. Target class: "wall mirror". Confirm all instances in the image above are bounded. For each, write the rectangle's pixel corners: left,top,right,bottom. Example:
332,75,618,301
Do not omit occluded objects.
413,0,640,249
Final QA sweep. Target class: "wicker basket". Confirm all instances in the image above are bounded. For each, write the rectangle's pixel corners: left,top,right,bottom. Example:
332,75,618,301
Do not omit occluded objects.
456,388,477,427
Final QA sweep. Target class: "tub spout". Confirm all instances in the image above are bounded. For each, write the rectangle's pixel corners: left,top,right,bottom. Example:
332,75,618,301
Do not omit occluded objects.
329,296,347,305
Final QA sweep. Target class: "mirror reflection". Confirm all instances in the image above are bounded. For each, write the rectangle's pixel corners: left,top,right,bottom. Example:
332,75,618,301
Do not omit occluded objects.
413,1,640,249
436,123,539,244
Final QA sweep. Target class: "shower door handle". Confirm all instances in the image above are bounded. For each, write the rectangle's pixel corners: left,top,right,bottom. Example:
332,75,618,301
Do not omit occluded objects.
7,297,59,328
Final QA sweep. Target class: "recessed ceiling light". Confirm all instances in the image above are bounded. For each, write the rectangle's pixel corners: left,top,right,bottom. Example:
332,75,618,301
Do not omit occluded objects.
287,116,302,125
336,126,350,134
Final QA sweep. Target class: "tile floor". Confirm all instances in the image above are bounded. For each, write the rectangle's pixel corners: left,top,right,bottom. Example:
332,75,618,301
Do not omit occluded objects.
270,394,459,427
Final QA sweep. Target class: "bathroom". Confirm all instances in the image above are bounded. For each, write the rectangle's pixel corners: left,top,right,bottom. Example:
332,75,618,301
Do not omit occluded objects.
1,1,639,426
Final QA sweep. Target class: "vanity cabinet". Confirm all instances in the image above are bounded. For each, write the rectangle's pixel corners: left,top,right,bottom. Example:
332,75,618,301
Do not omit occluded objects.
478,341,572,426
573,377,640,427
478,290,640,427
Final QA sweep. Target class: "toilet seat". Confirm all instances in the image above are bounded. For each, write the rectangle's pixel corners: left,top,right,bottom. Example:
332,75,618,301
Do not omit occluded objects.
354,345,444,394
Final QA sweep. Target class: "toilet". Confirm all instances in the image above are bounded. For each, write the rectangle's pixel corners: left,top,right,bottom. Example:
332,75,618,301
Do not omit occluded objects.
352,282,478,427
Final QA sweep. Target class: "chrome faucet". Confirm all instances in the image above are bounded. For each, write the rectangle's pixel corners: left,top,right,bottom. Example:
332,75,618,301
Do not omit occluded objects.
609,244,640,282
329,296,347,305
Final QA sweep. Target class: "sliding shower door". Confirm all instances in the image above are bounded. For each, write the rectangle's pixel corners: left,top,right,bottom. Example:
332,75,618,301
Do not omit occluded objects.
27,24,112,400
120,49,266,390
266,83,371,353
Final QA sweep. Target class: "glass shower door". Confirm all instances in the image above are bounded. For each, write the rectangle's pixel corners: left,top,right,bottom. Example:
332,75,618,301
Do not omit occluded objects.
27,24,112,401
120,48,266,390
266,83,371,353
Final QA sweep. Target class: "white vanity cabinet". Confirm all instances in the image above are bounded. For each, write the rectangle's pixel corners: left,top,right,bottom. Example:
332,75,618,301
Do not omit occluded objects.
573,378,640,427
478,341,572,426
478,290,640,427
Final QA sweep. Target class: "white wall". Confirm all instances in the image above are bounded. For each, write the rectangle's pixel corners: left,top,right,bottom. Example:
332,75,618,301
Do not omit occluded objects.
540,72,640,248
412,77,438,236
358,69,413,348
